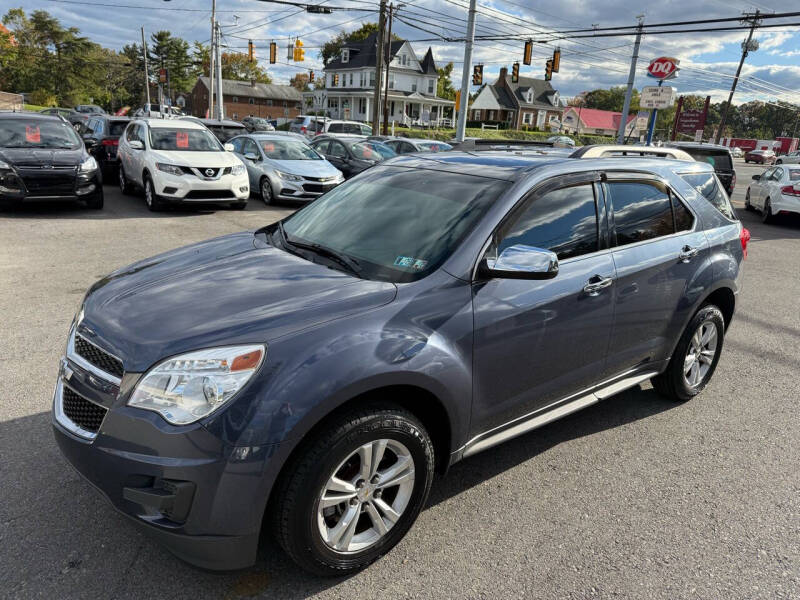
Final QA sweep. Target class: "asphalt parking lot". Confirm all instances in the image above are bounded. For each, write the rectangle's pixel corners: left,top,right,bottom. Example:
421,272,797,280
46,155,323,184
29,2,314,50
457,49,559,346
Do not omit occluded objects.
1,159,798,599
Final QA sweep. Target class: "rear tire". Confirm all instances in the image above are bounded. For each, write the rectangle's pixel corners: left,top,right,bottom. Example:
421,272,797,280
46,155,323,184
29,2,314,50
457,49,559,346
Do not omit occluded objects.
652,305,725,402
744,190,753,211
271,404,435,576
118,164,133,196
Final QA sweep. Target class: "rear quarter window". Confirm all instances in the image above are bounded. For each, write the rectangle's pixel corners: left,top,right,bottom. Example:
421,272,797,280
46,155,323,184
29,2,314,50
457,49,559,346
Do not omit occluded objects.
680,172,736,220
684,149,733,172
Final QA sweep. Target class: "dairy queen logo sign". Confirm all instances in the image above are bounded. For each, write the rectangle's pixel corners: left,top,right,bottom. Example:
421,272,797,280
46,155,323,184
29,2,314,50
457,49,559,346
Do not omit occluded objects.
647,57,680,80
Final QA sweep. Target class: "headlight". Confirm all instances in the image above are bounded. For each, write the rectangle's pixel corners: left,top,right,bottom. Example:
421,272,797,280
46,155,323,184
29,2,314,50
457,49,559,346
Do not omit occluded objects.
79,156,98,172
128,344,265,425
231,163,246,176
276,170,303,181
0,159,10,170
156,162,184,176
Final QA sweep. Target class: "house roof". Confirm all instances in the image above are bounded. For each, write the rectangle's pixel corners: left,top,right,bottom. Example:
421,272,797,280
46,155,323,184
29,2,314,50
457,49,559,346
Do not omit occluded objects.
197,77,302,101
568,107,636,129
503,75,561,110
419,48,438,75
325,33,437,75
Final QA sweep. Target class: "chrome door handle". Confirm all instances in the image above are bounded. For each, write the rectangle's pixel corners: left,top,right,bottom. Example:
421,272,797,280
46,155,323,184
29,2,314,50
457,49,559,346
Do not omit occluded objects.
583,275,613,296
679,245,699,263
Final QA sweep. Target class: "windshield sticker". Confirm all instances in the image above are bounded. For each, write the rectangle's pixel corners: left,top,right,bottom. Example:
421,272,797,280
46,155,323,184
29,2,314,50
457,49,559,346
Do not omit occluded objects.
176,131,189,148
394,256,428,270
26,126,41,143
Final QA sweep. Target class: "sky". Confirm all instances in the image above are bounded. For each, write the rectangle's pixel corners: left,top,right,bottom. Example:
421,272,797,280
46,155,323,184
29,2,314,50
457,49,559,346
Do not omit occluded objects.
7,0,800,105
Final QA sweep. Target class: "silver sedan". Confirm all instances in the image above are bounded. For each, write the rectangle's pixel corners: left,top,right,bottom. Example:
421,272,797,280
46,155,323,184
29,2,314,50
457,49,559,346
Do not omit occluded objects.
228,133,344,205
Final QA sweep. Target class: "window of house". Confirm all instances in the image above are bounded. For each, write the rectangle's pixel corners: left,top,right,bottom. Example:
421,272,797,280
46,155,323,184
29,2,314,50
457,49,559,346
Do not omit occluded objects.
389,75,395,89
488,110,495,121
249,98,254,104
232,113,238,119
359,98,366,114
283,100,287,107
496,184,599,261
606,181,680,246
369,70,375,86
523,112,532,124
359,72,366,87
342,48,349,63
349,73,353,86
411,82,417,92
232,96,238,103
428,79,434,94
267,99,273,106
473,110,481,120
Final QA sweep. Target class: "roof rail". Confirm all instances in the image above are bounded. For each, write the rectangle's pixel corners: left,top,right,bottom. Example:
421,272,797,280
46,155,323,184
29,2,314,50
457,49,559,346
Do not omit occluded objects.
571,144,694,161
449,138,556,152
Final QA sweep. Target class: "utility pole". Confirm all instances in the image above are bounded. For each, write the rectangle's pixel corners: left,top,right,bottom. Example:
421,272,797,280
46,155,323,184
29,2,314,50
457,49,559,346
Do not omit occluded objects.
617,15,643,144
455,0,477,142
209,0,216,119
215,20,224,120
382,3,395,135
371,0,387,132
141,27,151,109
714,10,760,144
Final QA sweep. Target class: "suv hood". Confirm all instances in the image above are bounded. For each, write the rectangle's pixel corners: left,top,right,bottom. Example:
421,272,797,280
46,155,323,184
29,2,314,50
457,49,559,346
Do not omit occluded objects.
78,232,396,372
0,147,84,167
150,149,240,167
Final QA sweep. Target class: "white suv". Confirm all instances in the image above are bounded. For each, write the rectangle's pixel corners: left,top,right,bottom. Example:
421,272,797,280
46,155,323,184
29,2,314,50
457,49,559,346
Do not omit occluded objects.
117,119,249,211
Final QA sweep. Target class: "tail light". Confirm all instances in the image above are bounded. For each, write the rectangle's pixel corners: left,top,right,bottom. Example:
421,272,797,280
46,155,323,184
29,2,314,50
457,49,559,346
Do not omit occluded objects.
739,226,751,259
101,139,119,147
301,126,307,133
780,185,800,197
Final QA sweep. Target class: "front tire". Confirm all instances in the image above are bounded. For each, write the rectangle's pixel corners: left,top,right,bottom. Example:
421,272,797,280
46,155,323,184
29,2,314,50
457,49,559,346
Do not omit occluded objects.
652,305,725,402
144,175,162,212
272,405,435,576
259,177,274,205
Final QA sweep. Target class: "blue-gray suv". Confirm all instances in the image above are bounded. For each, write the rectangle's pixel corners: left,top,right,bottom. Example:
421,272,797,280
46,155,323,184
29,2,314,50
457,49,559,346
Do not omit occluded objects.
53,152,749,575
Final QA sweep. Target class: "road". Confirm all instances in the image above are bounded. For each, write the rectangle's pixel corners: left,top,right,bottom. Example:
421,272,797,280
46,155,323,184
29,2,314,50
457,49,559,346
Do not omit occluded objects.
1,160,798,599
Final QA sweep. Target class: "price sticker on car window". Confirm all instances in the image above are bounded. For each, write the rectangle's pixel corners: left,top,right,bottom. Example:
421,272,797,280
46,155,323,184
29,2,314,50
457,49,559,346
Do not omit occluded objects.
176,131,189,148
26,126,41,143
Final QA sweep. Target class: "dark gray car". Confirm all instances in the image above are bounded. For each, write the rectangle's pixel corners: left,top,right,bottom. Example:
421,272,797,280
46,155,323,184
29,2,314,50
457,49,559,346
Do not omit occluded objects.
52,152,747,576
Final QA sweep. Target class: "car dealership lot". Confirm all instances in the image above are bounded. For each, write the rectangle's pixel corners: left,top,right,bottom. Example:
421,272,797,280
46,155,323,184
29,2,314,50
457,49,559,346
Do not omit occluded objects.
1,160,799,599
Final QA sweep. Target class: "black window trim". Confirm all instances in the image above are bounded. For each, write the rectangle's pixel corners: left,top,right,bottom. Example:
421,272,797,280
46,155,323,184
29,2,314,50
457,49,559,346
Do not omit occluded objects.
472,170,606,281
602,172,698,251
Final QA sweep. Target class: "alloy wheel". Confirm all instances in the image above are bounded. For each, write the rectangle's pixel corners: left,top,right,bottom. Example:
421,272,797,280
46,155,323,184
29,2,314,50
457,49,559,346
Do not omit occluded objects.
683,320,718,388
118,167,126,193
145,179,153,207
317,439,415,554
261,179,273,205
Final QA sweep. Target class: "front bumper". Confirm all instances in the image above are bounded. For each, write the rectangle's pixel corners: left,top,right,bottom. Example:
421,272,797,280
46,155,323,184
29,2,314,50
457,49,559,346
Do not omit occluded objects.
272,175,342,202
154,170,250,204
1,166,101,202
51,336,275,570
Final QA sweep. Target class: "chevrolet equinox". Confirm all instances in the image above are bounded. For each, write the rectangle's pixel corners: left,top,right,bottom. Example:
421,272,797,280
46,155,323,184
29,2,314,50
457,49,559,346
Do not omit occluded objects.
53,153,748,575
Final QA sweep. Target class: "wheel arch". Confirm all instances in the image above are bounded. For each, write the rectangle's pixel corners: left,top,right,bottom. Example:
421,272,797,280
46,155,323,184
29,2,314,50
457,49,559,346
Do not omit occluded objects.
702,285,736,331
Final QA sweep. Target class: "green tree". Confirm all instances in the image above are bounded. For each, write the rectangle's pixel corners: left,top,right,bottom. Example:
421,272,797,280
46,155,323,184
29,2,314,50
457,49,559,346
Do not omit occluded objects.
148,31,194,94
192,43,272,84
437,62,455,100
584,86,640,112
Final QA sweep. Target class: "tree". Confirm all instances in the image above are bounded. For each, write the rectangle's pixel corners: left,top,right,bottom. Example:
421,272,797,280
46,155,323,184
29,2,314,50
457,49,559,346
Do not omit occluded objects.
289,72,310,91
147,31,194,94
192,43,272,84
584,86,640,113
437,62,455,100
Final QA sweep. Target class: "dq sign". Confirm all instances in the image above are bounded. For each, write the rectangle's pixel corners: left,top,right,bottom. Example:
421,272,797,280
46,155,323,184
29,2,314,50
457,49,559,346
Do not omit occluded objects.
647,57,680,80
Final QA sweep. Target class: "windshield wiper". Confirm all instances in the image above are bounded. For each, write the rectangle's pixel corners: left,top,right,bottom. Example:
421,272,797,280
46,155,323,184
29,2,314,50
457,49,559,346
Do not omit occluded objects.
277,221,362,278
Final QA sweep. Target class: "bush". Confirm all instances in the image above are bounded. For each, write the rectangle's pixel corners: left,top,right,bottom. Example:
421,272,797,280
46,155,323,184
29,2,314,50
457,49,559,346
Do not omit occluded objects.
385,126,617,146
30,89,57,107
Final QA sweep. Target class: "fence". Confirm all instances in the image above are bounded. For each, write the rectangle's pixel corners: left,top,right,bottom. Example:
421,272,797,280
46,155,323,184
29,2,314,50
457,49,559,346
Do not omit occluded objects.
0,91,24,111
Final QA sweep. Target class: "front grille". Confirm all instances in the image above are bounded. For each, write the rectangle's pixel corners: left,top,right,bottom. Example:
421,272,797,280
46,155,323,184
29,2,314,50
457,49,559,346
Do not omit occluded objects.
19,170,77,195
304,175,339,183
75,335,124,378
62,387,107,433
184,189,235,199
302,182,337,193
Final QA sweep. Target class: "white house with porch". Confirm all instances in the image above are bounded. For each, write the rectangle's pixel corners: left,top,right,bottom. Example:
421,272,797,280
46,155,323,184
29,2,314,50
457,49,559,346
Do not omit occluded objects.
302,33,454,126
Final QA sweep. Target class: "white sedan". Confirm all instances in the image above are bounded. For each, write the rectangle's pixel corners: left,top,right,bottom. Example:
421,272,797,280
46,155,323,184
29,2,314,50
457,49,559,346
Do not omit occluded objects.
745,165,800,223
776,150,800,164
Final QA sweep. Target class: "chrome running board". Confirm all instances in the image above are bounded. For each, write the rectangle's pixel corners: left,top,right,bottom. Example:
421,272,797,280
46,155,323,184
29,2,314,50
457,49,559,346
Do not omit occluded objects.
462,371,658,458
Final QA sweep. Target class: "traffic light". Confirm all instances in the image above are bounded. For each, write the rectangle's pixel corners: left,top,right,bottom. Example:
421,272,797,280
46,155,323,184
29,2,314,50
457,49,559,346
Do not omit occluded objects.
293,39,304,62
552,48,560,73
545,59,553,81
511,62,520,83
333,73,339,86
309,70,314,82
472,64,483,86
523,39,533,65
269,42,276,64
248,39,254,62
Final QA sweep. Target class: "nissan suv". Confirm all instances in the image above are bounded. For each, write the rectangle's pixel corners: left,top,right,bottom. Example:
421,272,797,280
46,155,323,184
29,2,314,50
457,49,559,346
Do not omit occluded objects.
53,152,747,576
117,118,249,210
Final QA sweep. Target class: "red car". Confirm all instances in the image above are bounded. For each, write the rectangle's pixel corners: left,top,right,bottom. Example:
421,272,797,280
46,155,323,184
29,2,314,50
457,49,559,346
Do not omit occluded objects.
745,149,776,164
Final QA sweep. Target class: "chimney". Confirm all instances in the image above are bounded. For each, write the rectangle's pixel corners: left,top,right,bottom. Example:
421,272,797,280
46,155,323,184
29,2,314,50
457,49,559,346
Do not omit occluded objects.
499,67,508,81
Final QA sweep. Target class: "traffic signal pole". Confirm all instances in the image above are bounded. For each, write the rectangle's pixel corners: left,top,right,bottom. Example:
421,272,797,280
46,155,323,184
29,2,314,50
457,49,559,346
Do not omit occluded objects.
141,27,151,108
209,0,216,119
455,0,477,142
371,0,387,133
617,17,643,144
382,3,395,135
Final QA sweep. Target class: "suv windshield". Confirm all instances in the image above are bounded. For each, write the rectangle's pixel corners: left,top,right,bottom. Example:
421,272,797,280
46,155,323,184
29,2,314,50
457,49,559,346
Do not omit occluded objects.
149,127,221,151
260,139,320,160
281,166,509,282
350,141,395,161
0,119,81,149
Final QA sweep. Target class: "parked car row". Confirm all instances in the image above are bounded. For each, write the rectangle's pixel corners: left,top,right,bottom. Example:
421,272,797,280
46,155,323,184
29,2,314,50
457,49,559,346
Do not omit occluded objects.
745,164,800,222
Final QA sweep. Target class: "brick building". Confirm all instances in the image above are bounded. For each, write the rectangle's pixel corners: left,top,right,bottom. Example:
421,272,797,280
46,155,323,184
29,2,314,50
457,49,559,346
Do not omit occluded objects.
191,77,303,122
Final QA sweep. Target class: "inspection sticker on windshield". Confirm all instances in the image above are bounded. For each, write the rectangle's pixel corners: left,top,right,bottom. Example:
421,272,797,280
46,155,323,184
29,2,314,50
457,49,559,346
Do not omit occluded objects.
394,256,428,270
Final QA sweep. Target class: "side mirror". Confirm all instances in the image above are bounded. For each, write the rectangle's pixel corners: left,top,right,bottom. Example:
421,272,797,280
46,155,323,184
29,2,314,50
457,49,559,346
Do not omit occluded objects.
752,174,760,181
479,244,559,280
224,143,235,152
244,152,259,161
129,140,144,150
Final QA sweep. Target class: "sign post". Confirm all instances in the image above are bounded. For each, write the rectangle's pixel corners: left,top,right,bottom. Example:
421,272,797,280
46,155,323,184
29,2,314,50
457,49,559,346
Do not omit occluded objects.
644,57,679,145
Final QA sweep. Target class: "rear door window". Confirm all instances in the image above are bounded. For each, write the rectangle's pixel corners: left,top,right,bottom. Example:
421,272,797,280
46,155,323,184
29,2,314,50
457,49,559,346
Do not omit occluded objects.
679,172,735,220
497,183,599,261
607,181,675,246
683,148,733,171
328,123,343,133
